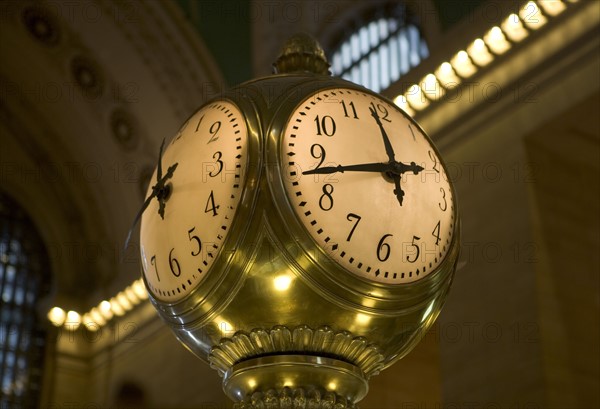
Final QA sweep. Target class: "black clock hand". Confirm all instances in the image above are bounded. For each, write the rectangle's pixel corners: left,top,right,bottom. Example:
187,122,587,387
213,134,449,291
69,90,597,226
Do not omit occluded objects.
390,162,423,206
155,163,178,219
392,175,404,206
303,162,391,175
124,138,179,250
124,191,156,250
391,161,424,175
156,138,165,181
303,161,423,176
369,104,396,162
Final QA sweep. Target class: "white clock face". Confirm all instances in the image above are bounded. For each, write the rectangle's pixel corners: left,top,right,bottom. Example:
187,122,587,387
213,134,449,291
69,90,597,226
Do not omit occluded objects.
281,88,455,284
140,101,248,302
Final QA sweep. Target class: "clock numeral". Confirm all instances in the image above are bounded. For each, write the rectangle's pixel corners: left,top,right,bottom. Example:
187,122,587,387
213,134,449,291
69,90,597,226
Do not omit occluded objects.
319,184,334,211
150,255,159,282
209,151,224,177
207,121,222,143
370,102,391,122
432,221,441,246
346,213,361,241
205,191,220,216
195,115,222,144
310,144,326,170
169,248,181,277
406,236,421,263
188,227,202,256
377,233,393,262
340,100,358,119
439,187,447,211
195,114,204,132
429,150,440,173
314,115,336,136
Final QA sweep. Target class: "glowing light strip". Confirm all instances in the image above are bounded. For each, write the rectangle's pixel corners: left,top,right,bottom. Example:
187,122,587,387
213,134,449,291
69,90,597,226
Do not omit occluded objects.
47,278,148,331
394,0,570,114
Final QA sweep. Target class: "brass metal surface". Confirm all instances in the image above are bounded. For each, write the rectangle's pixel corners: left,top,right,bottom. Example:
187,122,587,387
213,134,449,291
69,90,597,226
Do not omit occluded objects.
142,73,460,405
224,355,368,403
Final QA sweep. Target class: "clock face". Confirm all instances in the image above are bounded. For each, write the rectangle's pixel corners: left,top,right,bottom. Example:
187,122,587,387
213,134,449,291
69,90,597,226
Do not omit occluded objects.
140,101,248,302
281,88,455,284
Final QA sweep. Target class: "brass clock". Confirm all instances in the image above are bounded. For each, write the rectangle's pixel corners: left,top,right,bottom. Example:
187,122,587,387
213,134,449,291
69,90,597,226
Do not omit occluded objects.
139,100,252,303
279,88,454,285
135,34,460,407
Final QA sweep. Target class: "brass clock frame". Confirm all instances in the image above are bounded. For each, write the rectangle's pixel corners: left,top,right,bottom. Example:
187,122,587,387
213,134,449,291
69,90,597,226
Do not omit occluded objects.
264,79,460,367
140,72,460,406
142,95,264,328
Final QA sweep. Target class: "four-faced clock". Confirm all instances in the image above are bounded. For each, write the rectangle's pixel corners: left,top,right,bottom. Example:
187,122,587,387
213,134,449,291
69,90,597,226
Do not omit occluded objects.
281,88,455,284
140,101,249,302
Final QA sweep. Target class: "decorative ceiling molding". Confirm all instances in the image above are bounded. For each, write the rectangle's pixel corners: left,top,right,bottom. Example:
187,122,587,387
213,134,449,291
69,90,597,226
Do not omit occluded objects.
0,0,228,310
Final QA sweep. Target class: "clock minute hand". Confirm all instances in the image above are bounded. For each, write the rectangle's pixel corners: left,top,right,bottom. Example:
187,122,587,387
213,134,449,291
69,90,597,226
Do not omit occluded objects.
302,162,391,175
124,191,156,250
369,105,396,162
123,161,179,250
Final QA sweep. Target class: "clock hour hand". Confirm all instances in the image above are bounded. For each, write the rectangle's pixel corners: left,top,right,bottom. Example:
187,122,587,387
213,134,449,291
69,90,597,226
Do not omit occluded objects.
302,162,391,175
389,162,423,207
369,104,396,162
123,139,179,250
392,175,404,206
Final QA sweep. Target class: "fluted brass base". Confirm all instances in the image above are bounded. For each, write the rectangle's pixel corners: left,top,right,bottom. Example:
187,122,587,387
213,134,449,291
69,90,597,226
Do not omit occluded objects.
224,355,368,408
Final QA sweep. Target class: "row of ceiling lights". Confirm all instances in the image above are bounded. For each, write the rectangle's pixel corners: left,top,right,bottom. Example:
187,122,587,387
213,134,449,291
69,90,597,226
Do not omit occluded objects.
45,0,575,332
393,0,574,115
47,278,148,331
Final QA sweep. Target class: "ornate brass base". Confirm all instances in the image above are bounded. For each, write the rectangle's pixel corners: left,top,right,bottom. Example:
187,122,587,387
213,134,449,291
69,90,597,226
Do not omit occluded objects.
224,355,368,408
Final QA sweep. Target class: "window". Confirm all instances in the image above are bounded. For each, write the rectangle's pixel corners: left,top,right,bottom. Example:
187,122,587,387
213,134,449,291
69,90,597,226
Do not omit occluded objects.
0,191,51,408
330,4,429,92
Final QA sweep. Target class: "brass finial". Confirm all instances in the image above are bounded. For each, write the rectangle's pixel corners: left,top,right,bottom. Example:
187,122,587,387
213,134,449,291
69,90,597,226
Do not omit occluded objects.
273,33,331,75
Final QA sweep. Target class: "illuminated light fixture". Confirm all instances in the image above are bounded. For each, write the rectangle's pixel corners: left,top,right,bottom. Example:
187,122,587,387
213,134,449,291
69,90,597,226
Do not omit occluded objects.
110,297,125,316
467,38,494,67
125,286,140,305
82,313,100,331
538,0,566,16
85,322,100,332
90,307,106,326
99,300,114,320
393,94,415,116
117,291,133,311
273,274,293,291
483,26,511,54
501,14,529,42
420,74,445,101
132,279,149,300
47,307,66,327
46,278,150,329
405,84,429,111
450,50,477,78
65,310,81,330
434,62,461,89
520,2,548,29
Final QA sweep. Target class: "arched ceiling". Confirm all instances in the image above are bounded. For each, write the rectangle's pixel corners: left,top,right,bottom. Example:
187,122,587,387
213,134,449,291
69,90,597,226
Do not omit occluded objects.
0,0,223,311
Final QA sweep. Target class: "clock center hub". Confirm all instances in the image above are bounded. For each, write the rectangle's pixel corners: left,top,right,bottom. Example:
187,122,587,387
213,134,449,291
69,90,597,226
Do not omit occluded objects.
156,182,172,202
